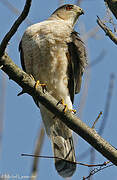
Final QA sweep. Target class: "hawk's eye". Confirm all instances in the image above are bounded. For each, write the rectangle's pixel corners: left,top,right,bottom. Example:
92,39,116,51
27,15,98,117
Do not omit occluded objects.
65,5,73,11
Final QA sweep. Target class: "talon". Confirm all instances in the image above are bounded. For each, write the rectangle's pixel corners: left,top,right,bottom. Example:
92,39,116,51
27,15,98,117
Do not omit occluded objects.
57,99,68,112
69,109,76,114
29,74,47,91
40,83,46,88
63,104,68,112
40,83,47,92
34,80,47,92
35,80,40,89
57,99,76,113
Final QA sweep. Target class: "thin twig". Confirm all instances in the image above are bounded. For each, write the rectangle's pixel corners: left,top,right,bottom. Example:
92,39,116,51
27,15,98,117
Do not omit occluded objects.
92,111,102,129
97,16,117,45
89,148,95,180
76,0,83,6
0,0,32,58
89,111,103,180
90,111,104,180
0,72,7,158
83,26,99,41
83,163,113,180
58,0,65,6
98,73,115,135
22,153,110,167
88,49,107,68
0,0,32,26
104,0,117,20
30,125,45,180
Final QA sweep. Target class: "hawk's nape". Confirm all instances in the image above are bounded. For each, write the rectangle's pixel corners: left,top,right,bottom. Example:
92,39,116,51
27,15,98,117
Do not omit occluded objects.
19,4,87,178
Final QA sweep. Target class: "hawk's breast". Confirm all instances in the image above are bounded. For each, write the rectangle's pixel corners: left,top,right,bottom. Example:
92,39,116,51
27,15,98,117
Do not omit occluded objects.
21,20,72,101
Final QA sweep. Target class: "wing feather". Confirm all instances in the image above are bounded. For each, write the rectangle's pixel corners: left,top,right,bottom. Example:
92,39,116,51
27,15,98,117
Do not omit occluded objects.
67,31,87,103
19,41,26,72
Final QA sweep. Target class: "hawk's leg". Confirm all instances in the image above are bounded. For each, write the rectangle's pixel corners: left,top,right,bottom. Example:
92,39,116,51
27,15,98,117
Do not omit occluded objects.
57,99,76,113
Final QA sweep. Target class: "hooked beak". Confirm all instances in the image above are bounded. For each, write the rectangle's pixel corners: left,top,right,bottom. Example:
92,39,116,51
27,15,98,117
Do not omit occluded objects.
81,9,84,15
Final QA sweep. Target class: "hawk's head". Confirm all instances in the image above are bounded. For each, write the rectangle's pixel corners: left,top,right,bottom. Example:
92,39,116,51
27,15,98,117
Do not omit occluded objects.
50,4,84,26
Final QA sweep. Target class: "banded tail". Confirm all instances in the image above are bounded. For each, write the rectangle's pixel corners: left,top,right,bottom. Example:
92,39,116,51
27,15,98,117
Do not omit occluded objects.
40,104,76,177
51,119,76,177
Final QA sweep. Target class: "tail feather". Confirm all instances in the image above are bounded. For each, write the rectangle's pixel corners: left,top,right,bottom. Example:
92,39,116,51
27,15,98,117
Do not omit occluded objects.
51,120,76,178
40,104,76,177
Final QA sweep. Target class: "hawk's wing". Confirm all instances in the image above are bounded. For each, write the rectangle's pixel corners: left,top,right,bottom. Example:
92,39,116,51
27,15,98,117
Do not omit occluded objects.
19,41,39,107
19,41,26,72
67,31,87,103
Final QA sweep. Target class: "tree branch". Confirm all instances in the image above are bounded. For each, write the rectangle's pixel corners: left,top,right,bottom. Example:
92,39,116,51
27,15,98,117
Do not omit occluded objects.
1,53,117,167
0,0,117,168
97,16,117,45
30,125,45,180
0,0,32,26
104,0,117,19
0,0,32,58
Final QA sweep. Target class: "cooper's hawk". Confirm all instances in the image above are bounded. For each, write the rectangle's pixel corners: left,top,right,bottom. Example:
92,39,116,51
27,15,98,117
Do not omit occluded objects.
19,4,87,177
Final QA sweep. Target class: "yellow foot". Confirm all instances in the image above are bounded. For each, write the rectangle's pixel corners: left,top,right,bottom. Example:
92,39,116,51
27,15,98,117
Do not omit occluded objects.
57,99,76,113
35,80,47,92
56,99,67,112
29,75,47,92
69,109,76,114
